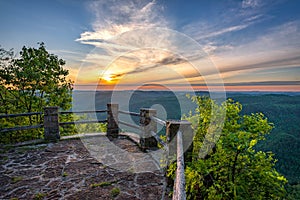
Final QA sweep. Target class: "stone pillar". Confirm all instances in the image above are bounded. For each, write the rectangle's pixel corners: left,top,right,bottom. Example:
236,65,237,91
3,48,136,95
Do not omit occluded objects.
44,107,60,142
140,108,157,150
107,103,119,138
166,120,193,162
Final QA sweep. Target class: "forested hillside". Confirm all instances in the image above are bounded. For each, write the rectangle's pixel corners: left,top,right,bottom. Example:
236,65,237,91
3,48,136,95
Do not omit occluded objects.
230,94,300,184
229,93,300,199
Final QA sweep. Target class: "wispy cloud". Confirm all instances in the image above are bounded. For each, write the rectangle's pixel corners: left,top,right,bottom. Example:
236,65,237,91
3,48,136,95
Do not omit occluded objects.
196,24,250,40
213,20,300,68
180,1,300,83
104,52,188,82
74,0,175,86
220,55,300,74
203,19,300,86
76,0,168,53
181,0,272,55
185,81,300,86
182,4,262,36
242,0,262,9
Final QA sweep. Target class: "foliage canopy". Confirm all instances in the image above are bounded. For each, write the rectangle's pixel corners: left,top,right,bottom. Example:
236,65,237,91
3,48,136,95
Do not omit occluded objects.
168,96,287,200
0,43,72,114
0,43,73,142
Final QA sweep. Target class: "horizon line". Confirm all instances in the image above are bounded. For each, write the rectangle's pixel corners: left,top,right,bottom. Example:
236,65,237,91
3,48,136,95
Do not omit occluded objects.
72,89,300,93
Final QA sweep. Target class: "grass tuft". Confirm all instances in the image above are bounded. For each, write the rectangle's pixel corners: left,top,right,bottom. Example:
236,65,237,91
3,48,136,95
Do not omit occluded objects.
90,181,112,188
110,187,120,198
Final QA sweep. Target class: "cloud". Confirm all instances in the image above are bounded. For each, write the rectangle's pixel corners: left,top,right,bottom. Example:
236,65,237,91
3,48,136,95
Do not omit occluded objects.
180,0,274,56
76,0,168,53
182,16,300,82
181,1,268,42
242,0,261,8
108,54,188,80
75,0,175,82
220,55,300,74
190,81,300,86
213,20,300,69
183,17,269,48
157,56,186,65
197,24,250,40
202,42,234,55
136,53,300,85
244,14,264,22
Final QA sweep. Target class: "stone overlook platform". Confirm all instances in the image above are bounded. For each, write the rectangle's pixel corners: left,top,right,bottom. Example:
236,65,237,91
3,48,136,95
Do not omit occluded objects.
0,134,171,200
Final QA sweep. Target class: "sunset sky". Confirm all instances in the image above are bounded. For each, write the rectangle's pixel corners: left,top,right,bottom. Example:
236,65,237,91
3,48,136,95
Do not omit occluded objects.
1,0,300,91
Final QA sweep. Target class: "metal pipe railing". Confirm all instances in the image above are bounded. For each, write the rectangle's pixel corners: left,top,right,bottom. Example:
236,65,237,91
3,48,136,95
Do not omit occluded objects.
0,112,42,119
150,130,167,148
118,110,140,117
151,116,166,126
119,120,140,130
59,110,107,114
0,124,43,133
59,119,107,126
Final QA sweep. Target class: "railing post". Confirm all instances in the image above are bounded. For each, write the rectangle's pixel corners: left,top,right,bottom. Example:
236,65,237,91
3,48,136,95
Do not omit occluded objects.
140,108,157,150
107,103,119,138
166,120,193,162
173,130,186,200
44,106,60,142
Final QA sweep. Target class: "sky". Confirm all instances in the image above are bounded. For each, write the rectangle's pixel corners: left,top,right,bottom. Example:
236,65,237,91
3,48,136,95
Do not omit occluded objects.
0,0,300,91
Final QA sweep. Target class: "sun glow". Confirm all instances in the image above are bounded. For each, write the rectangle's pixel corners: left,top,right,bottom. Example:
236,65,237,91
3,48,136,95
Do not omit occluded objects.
102,74,112,82
102,73,113,82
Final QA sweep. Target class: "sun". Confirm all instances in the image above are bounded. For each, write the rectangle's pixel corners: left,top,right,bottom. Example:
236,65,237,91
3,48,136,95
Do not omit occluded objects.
103,74,112,81
101,73,113,83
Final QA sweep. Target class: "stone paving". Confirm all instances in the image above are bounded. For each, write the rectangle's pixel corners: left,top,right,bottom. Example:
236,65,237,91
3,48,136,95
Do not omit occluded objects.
0,135,171,200
81,133,168,174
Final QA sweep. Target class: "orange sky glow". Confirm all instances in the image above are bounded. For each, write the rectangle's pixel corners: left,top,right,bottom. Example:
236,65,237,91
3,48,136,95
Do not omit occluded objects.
74,83,300,92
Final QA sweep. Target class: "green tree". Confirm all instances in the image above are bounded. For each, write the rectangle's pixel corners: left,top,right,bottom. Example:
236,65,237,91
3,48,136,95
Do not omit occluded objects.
168,96,287,200
0,46,15,114
0,43,73,142
0,43,72,115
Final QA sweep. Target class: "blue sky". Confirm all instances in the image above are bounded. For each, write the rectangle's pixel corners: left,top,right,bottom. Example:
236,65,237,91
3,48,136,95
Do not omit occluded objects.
1,0,300,91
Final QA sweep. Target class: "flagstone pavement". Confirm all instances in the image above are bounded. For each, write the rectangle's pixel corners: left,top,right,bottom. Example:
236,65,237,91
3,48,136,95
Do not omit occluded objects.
0,134,171,200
